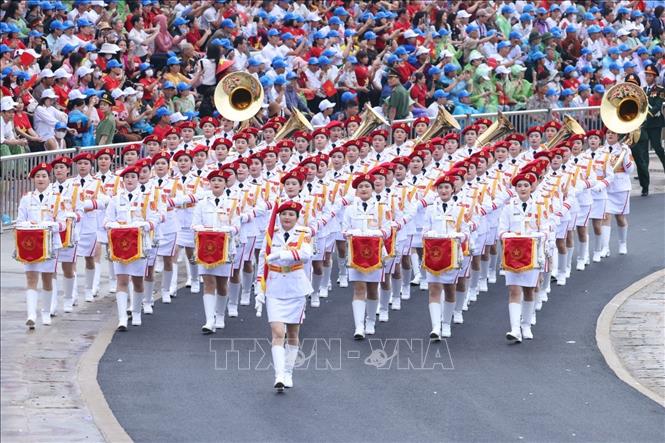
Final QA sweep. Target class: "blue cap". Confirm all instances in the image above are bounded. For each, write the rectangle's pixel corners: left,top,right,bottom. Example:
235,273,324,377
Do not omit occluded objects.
636,46,648,55
29,30,43,37
550,27,562,38
444,63,458,73
497,41,511,50
438,28,450,37
520,13,532,22
84,43,97,52
395,46,407,56
509,31,521,40
536,7,547,14
617,7,629,15
16,71,30,81
427,66,441,76
183,111,199,120
546,88,557,97
272,58,287,69
221,18,235,28
41,2,54,10
458,90,471,98
162,81,176,89
341,91,357,103
307,57,319,66
107,59,123,69
523,4,535,13
582,66,594,74
593,85,605,94
50,21,63,31
587,25,601,34
618,44,630,52
138,62,150,71
345,29,356,38
333,6,349,16
84,88,103,97
267,16,278,24
501,5,515,14
61,44,78,55
531,51,545,61
608,47,620,55
632,10,643,18
259,75,273,87
322,49,335,58
589,6,600,14
565,6,577,14
583,12,594,21
219,38,233,50
433,89,448,99
281,32,294,40
578,84,590,93
386,54,398,64
1,67,14,77
347,55,358,64
0,44,11,54
318,56,331,66
155,107,171,118
580,48,592,55
173,17,189,26
327,30,339,39
62,20,74,30
54,2,66,10
609,62,620,70
313,31,326,40
167,56,181,65
248,57,262,67
603,26,616,34
624,61,636,69
363,31,377,40
77,18,93,27
652,46,664,55
486,29,497,38
566,25,576,33
329,16,342,26
375,11,386,20
286,72,298,80
256,10,268,19
550,4,560,12
267,28,280,37
360,12,374,22
55,122,68,130
176,82,190,92
465,25,479,34
273,75,287,86
563,65,576,74
560,88,574,97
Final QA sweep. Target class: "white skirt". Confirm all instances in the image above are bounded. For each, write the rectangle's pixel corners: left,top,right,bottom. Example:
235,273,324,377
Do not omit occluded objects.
176,229,195,248
606,191,630,215
312,236,326,261
485,227,498,246
97,229,108,243
426,268,460,284
576,205,591,227
146,248,157,267
241,237,256,261
266,296,306,324
113,258,148,277
471,232,486,256
76,232,97,257
199,263,232,277
411,229,423,248
589,199,606,219
349,267,384,283
157,232,177,256
24,258,58,273
57,245,77,263
460,255,472,278
504,269,539,287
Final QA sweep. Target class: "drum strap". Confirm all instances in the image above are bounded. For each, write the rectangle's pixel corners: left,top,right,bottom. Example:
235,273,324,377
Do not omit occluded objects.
93,180,102,199
303,199,312,225
585,160,593,179
536,204,542,230
71,185,79,210
142,194,149,220
113,176,121,195
343,175,353,196
264,181,271,201
455,206,465,231
490,174,500,198
53,193,61,218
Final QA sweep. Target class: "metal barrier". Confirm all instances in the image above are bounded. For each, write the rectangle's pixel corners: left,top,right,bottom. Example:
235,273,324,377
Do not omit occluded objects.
0,106,602,228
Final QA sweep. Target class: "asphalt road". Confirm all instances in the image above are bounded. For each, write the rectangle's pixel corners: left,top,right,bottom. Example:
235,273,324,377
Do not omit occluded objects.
99,195,665,442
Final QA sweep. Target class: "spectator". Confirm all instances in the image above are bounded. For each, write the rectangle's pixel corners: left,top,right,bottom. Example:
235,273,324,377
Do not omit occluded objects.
33,89,68,142
311,99,335,126
385,69,410,122
0,98,28,156
95,93,116,145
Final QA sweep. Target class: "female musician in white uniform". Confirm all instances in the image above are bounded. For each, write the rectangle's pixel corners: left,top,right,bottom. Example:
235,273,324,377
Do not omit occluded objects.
104,165,160,330
498,172,549,343
603,129,635,255
191,170,240,333
342,174,392,339
255,201,314,392
423,174,471,340
16,163,63,329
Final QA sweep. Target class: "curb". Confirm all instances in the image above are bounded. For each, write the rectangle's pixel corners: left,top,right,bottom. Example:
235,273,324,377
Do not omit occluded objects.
596,269,665,408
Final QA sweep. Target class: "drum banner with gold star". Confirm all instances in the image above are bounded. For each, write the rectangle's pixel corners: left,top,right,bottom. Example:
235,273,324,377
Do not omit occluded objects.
59,218,74,248
423,237,459,275
15,228,51,263
348,235,383,273
195,230,230,268
501,236,538,273
108,227,144,264
384,227,397,258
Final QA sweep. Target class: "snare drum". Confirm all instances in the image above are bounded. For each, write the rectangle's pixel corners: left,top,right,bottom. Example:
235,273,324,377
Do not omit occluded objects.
501,234,545,272
422,232,463,275
108,226,147,264
194,228,233,268
347,233,384,273
14,226,53,263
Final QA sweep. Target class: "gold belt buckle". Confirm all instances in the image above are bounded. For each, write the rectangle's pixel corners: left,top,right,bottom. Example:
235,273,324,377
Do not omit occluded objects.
282,265,292,273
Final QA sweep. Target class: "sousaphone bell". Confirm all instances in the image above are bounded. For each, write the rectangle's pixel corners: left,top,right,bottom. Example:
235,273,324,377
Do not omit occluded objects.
214,72,264,121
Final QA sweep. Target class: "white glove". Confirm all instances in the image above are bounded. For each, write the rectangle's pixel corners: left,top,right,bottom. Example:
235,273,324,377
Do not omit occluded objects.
82,200,95,210
107,222,121,229
266,252,280,263
240,213,249,223
254,291,265,317
192,224,204,232
367,229,383,237
136,221,151,232
63,211,76,219
17,221,31,228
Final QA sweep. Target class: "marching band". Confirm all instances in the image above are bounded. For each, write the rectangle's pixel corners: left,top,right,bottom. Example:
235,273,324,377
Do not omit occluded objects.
13,87,641,391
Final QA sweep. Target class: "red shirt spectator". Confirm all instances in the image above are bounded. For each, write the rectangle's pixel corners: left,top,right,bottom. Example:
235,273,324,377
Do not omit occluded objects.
102,74,122,91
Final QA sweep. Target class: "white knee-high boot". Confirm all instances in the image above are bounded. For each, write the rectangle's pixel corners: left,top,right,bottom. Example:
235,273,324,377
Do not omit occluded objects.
488,253,498,282
601,225,611,256
161,270,172,303
320,264,332,297
240,270,254,304
143,280,154,313
428,303,441,336
379,288,391,318
131,291,143,326
26,289,38,328
115,292,128,329
50,279,58,316
479,260,489,291
202,293,216,332
170,262,179,295
401,267,412,299
352,300,366,337
63,277,75,312
215,294,228,328
284,344,299,388
40,290,52,325
84,268,95,302
92,264,101,296
271,345,286,387
507,302,522,341
107,259,116,293
365,299,378,334
227,282,240,316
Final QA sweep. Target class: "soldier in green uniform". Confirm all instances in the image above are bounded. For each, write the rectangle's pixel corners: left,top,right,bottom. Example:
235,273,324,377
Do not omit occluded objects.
632,65,665,196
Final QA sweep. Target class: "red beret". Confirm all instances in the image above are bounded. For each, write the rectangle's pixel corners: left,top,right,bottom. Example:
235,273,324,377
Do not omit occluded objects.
568,134,584,143
72,152,94,163
461,124,478,135
526,126,542,135
434,174,455,187
299,156,318,167
379,162,396,171
249,152,264,163
292,130,311,141
191,145,209,156
352,173,376,189
452,160,470,171
270,116,287,125
475,118,492,127
243,127,259,136
368,165,390,177
121,144,141,156
232,131,250,141
412,116,430,128
392,121,410,132
543,120,562,131
151,151,171,165
443,132,460,141
199,116,219,128
50,156,72,168
447,167,466,178
312,127,330,138
408,150,425,161
29,162,52,178
326,120,344,129
343,139,361,149
178,121,196,130
392,156,410,167
276,139,295,150
262,145,279,156
370,129,388,139
95,147,115,160
511,172,538,186
173,150,192,161
281,168,306,184
586,129,603,138
505,133,525,143
118,165,140,177
143,134,160,144
235,157,251,167
345,115,362,126
135,158,152,169
261,121,280,131
164,127,180,138
212,138,233,150
277,200,303,214
207,169,232,181
329,145,347,157
430,136,445,146
534,150,555,160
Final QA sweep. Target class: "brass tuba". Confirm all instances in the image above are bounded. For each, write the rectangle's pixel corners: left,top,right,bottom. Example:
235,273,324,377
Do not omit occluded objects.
473,112,515,148
214,72,264,121
350,103,389,139
600,82,648,134
274,107,314,141
541,114,586,150
413,105,461,145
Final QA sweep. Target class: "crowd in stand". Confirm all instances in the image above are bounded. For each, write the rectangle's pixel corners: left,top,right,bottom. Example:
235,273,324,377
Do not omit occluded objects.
0,0,664,155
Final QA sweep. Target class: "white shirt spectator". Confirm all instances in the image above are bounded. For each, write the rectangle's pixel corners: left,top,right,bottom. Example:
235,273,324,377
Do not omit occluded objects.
33,105,68,140
199,6,220,31
570,95,588,108
0,116,17,144
310,112,330,127
261,43,287,64
304,68,322,91
232,49,248,71
54,34,84,55
426,101,440,118
584,37,605,61
129,27,151,58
